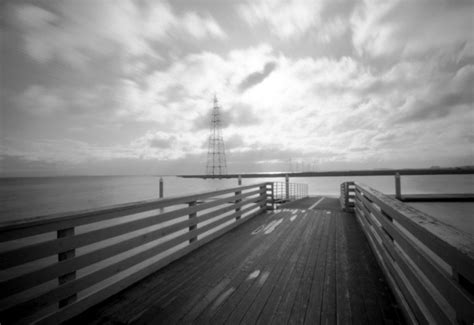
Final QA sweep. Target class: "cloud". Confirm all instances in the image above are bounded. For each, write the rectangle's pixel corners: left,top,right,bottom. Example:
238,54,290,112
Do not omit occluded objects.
317,17,348,43
181,12,227,40
395,65,474,124
9,1,227,67
238,0,324,39
193,102,262,130
148,133,176,149
238,61,277,92
351,0,474,58
15,85,65,115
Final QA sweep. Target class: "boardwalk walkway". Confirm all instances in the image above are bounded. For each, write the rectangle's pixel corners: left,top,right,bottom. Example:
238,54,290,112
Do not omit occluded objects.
68,197,404,324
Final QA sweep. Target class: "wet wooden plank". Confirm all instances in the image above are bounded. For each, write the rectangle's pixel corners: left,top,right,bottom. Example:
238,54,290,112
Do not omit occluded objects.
335,209,352,324
67,197,405,325
254,212,318,324
290,211,329,324
218,211,312,324
302,212,331,323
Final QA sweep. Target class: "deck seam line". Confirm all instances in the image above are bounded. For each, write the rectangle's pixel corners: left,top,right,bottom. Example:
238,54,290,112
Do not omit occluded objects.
309,197,325,210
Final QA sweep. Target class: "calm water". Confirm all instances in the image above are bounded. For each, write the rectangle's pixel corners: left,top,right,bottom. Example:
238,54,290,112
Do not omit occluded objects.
1,174,473,222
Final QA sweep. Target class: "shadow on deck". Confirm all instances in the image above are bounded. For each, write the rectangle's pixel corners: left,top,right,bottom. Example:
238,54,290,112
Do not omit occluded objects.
68,197,405,324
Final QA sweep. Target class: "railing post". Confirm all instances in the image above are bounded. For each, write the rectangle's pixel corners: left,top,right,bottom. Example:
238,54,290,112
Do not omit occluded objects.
270,182,274,210
57,227,77,308
260,185,266,210
238,175,242,186
159,177,164,199
264,183,273,211
235,188,242,220
188,201,197,243
395,173,401,200
285,174,289,200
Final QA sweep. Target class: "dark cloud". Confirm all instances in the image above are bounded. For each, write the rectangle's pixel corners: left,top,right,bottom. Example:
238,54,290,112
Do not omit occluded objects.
395,66,474,124
0,154,64,177
238,61,277,92
395,91,472,124
225,134,245,150
193,103,261,130
149,137,174,149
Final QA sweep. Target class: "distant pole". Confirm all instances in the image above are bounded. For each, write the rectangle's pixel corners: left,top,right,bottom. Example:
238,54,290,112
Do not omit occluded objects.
395,173,401,200
159,177,164,198
285,174,289,200
238,175,242,186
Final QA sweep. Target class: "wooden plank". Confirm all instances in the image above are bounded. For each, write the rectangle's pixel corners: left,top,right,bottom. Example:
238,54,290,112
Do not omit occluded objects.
352,200,404,324
27,206,268,324
57,228,77,309
355,204,422,324
57,199,405,325
196,210,296,324
346,205,384,324
0,192,264,271
335,211,352,324
320,215,337,324
224,210,316,325
1,197,256,300
2,203,266,319
401,194,474,202
356,199,453,324
356,202,433,324
152,208,278,324
0,183,269,241
102,206,272,324
356,183,474,285
357,191,474,321
240,211,317,324
188,201,197,243
276,212,328,324
239,211,314,324
291,211,330,324
194,214,294,324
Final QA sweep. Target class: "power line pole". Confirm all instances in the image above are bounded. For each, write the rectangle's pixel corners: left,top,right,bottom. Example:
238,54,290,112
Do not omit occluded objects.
206,94,227,176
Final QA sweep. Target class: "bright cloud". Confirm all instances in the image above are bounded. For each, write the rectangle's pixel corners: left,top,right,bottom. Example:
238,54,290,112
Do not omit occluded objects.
1,0,473,176
10,0,226,67
351,0,474,58
238,0,324,39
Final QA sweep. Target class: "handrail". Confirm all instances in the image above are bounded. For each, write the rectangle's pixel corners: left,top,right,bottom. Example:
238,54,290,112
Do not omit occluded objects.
339,181,355,211
0,182,274,324
272,181,308,202
353,182,474,324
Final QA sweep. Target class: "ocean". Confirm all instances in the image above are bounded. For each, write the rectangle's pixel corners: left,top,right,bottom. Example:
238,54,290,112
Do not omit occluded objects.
1,174,473,231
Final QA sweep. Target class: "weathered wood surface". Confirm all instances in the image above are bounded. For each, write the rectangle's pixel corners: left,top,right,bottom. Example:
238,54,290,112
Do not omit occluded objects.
354,183,474,324
399,193,474,202
0,183,271,324
68,197,404,325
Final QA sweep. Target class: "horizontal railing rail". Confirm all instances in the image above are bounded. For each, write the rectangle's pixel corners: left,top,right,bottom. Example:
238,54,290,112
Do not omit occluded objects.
339,181,355,211
0,182,273,324
353,182,474,324
272,182,308,202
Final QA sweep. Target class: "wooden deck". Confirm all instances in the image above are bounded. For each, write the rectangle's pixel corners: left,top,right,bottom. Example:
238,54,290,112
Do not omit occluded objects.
68,197,404,324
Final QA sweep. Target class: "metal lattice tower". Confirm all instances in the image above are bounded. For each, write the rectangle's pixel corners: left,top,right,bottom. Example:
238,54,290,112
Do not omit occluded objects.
206,95,227,176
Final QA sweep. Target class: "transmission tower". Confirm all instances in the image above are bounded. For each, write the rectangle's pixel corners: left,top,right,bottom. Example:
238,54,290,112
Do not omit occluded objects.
206,95,227,176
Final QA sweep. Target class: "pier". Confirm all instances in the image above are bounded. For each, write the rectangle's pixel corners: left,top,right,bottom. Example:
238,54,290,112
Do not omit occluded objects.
0,180,473,324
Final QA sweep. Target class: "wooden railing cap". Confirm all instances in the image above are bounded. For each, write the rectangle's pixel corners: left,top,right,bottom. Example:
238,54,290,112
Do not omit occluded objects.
354,182,474,263
0,182,271,231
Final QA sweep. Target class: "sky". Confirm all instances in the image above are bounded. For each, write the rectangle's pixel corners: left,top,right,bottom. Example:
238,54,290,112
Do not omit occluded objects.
1,0,473,176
